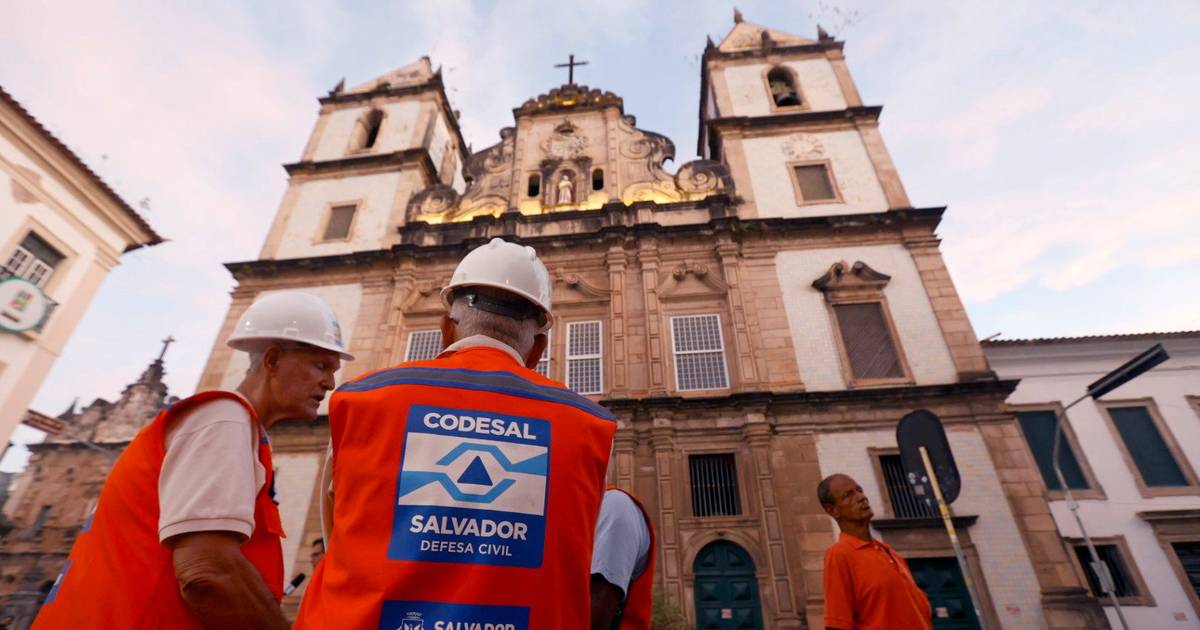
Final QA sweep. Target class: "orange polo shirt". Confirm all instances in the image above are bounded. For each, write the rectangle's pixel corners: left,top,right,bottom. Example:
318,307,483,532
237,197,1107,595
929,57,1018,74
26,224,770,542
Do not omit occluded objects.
823,532,932,630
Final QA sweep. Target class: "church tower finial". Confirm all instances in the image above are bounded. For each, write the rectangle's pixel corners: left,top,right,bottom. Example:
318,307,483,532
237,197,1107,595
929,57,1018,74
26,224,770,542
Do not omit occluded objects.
157,335,176,363
733,7,743,23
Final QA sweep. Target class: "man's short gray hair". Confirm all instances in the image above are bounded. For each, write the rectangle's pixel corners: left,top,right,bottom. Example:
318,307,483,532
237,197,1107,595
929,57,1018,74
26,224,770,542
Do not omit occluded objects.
450,296,539,359
246,341,309,375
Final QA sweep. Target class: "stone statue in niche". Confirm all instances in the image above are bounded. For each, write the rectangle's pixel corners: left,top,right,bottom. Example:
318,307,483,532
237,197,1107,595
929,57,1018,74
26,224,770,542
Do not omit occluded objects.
556,173,574,205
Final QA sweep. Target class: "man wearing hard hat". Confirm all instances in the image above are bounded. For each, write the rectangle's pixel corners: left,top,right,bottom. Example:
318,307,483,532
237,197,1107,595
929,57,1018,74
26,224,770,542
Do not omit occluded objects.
34,292,353,630
295,238,617,630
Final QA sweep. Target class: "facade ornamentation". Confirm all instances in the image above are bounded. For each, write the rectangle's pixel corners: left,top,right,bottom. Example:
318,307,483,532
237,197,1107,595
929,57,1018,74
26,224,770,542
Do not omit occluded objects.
781,133,825,160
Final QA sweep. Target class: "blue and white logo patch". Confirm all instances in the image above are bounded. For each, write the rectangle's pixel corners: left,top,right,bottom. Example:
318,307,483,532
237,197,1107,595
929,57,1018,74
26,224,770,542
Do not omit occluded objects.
379,600,528,630
390,405,550,568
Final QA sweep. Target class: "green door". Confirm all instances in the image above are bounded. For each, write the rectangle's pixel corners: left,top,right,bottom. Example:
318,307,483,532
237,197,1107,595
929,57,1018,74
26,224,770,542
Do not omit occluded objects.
693,541,763,630
907,557,982,630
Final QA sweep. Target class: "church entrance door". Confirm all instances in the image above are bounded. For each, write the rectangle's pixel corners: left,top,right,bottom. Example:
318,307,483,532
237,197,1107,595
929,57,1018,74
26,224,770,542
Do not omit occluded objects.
693,541,763,629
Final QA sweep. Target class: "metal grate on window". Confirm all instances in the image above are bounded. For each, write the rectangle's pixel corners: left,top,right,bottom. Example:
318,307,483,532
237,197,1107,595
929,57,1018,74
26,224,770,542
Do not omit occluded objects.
534,330,551,377
879,454,937,518
566,321,602,394
671,314,729,391
689,454,741,517
1073,544,1138,598
405,329,443,362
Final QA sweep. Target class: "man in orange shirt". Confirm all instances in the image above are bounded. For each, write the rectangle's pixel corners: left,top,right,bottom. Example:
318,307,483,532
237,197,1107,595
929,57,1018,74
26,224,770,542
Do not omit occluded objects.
818,473,933,630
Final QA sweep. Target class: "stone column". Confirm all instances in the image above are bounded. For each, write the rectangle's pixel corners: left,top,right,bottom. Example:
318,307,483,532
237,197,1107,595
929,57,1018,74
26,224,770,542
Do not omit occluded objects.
903,237,991,379
637,238,668,396
606,244,630,396
650,420,683,608
716,236,763,391
744,414,803,628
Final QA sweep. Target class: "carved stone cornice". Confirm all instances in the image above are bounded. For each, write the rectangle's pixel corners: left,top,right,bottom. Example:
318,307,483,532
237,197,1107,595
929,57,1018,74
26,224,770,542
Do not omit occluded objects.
514,83,624,117
657,261,729,298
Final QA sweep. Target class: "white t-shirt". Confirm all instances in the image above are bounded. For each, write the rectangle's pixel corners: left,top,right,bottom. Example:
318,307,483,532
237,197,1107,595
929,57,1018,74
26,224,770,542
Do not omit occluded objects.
158,396,266,543
591,489,651,596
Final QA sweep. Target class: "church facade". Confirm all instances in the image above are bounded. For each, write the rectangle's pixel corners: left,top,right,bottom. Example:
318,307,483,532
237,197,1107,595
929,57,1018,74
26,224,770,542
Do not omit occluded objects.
191,17,1106,628
0,16,1108,630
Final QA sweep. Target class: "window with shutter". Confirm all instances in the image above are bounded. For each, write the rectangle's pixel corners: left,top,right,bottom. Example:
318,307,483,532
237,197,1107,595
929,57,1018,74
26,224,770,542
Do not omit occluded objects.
566,321,602,394
1015,409,1093,492
1103,403,1196,493
670,314,729,391
405,330,443,362
832,302,904,381
322,205,357,241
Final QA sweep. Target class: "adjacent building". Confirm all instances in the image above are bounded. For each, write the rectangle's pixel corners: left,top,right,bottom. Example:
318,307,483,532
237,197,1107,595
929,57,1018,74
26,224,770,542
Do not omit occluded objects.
0,86,162,447
985,331,1200,628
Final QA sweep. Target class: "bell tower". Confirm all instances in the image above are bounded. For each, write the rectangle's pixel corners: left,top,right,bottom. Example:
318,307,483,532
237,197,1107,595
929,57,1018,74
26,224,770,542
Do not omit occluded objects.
258,57,468,260
698,16,911,219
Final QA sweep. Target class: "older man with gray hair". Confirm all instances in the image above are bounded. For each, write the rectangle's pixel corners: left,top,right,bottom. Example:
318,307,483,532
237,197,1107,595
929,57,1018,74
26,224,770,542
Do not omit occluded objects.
35,292,352,630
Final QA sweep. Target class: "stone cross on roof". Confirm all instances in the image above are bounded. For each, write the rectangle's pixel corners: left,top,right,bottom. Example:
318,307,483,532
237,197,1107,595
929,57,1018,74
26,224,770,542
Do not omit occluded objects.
554,54,589,85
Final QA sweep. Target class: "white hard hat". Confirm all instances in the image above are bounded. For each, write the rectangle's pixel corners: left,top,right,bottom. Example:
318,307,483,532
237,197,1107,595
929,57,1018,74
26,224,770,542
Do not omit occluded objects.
440,238,554,332
226,291,355,360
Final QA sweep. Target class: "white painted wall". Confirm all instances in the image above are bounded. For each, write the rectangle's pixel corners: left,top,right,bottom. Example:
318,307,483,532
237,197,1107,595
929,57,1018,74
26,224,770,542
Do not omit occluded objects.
0,125,142,445
310,99,423,162
273,171,414,259
987,336,1200,628
220,283,362,417
743,130,888,218
816,427,1046,629
273,451,321,579
775,244,958,391
722,57,847,117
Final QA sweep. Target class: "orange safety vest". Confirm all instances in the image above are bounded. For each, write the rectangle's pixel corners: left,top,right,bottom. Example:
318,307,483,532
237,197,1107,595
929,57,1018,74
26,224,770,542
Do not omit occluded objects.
295,346,617,630
33,391,285,629
605,487,656,630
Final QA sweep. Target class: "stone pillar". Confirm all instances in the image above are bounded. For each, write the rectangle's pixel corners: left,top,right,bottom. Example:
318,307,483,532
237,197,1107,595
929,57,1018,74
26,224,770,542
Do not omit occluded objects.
904,236,992,380
637,239,668,396
744,414,803,628
979,417,1107,628
606,244,630,396
716,236,763,391
650,421,683,607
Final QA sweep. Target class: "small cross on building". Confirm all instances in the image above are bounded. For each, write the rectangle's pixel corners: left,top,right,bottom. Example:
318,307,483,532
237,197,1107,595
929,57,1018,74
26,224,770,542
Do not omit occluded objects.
554,54,589,85
158,335,176,362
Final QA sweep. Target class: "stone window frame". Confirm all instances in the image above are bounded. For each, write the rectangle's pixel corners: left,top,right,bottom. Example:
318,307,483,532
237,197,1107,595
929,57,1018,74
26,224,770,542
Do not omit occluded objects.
1008,402,1106,501
313,200,363,244
1138,508,1200,616
1097,398,1200,498
787,159,843,206
1064,535,1156,607
346,107,387,155
812,261,914,389
760,64,810,113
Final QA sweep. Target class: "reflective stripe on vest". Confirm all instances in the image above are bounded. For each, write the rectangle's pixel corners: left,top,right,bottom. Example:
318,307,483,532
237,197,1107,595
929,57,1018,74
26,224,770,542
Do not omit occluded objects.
606,487,657,630
32,391,285,630
295,347,617,630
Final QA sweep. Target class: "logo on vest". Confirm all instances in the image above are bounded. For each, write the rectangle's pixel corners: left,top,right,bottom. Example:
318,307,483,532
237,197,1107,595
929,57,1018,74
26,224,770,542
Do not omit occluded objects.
380,600,528,630
390,405,550,568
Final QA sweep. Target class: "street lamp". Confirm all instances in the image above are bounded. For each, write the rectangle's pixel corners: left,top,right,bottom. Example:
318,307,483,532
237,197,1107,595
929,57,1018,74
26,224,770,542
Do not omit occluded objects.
1051,343,1169,630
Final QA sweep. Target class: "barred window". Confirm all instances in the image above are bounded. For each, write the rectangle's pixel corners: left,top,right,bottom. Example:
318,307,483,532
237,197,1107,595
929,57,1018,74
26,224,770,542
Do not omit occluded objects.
1073,544,1139,598
405,329,443,362
535,330,551,377
671,314,729,391
566,321,602,394
879,454,936,518
689,454,741,517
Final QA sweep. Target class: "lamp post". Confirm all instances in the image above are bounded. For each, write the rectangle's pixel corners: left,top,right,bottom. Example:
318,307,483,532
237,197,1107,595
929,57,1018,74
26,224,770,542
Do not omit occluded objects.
1050,343,1169,630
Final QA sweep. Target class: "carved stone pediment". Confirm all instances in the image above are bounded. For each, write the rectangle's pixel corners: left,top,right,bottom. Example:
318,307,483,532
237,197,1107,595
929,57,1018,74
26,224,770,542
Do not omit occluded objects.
407,184,459,220
515,83,623,116
400,277,451,313
552,269,611,303
812,261,891,297
657,261,729,299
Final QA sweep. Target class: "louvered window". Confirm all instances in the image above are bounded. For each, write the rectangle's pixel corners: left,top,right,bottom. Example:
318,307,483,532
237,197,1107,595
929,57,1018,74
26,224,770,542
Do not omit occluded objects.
879,454,937,518
405,330,443,362
566,321,602,394
689,454,741,517
833,302,904,380
793,164,835,201
671,314,729,391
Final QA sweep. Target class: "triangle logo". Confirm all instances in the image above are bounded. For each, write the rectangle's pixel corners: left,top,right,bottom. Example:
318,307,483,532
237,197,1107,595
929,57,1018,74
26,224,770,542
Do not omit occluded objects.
456,455,494,487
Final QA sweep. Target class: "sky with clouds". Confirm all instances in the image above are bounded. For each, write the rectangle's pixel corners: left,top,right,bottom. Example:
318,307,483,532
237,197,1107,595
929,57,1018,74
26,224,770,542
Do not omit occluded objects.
1,0,1197,443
